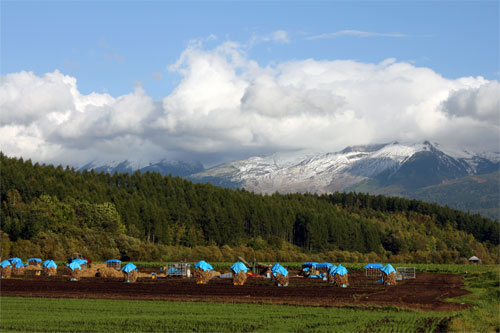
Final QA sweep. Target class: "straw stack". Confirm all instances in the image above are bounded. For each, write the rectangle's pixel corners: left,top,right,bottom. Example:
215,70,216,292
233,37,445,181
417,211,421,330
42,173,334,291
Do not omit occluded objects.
275,273,289,286
12,266,24,276
45,267,57,276
333,273,349,287
124,270,138,283
68,267,82,281
194,268,214,284
0,266,12,278
233,271,247,286
382,272,397,285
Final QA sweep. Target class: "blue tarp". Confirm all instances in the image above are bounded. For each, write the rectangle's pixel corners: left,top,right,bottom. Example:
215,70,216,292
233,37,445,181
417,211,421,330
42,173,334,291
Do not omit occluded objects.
72,259,88,265
28,258,42,262
1,260,12,268
316,263,333,269
302,262,318,268
68,261,81,271
14,261,25,269
45,260,57,269
194,260,213,272
167,266,182,274
8,257,22,264
332,264,348,276
42,260,50,267
364,263,383,269
309,273,326,279
271,263,288,277
231,262,248,274
381,264,396,275
328,265,338,275
122,263,137,274
106,259,121,263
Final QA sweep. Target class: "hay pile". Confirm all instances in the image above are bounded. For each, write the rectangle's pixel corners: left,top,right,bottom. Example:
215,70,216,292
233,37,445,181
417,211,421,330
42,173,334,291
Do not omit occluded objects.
274,273,289,286
68,267,82,281
194,268,215,284
382,272,397,285
330,273,349,287
44,267,57,276
123,270,138,282
28,261,41,268
136,272,153,279
0,266,12,278
233,271,247,286
12,266,24,276
80,264,122,278
24,265,41,271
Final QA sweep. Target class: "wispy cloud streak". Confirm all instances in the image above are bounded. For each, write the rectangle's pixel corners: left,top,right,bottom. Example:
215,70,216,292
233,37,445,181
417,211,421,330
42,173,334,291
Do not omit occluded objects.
306,30,410,40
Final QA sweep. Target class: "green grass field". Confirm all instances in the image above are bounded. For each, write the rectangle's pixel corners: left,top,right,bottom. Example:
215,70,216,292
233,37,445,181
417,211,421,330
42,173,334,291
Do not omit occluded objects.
1,264,498,332
1,297,449,332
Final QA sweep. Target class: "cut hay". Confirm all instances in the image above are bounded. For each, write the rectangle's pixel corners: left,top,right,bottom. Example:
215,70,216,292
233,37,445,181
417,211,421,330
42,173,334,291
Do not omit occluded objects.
330,273,349,287
12,267,24,276
0,266,12,278
44,267,57,276
382,272,397,285
80,264,122,278
27,260,41,267
194,268,215,284
123,269,138,283
68,267,82,281
24,265,40,271
233,271,247,286
136,272,153,278
274,273,289,286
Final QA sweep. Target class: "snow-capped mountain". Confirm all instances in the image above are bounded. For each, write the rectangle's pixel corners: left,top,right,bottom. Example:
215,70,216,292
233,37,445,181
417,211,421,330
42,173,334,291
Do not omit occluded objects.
189,141,499,194
80,159,204,177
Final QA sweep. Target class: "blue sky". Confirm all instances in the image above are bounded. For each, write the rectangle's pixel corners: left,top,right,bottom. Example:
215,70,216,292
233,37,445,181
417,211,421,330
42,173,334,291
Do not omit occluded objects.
1,1,499,166
2,1,498,99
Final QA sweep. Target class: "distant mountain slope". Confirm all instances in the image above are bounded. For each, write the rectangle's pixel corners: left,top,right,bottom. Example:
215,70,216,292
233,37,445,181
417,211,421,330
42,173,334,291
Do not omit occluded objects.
189,141,499,219
412,172,499,220
80,159,204,177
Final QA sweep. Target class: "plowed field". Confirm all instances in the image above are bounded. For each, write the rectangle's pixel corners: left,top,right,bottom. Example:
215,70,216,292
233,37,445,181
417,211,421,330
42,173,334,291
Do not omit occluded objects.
0,269,468,311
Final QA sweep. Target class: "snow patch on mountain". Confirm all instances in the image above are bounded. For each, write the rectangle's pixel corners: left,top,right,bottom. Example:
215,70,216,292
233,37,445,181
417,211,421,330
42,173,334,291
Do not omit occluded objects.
190,141,499,194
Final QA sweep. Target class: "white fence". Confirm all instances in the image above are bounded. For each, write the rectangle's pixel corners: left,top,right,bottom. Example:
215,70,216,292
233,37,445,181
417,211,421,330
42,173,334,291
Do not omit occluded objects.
164,263,191,277
396,267,416,279
365,268,382,277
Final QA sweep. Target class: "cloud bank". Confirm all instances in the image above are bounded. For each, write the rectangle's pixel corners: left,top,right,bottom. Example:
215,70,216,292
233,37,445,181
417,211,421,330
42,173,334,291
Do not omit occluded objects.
1,40,499,167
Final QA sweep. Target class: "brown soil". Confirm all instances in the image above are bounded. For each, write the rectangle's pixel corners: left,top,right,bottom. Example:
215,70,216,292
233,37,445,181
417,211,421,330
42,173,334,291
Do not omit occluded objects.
0,270,469,312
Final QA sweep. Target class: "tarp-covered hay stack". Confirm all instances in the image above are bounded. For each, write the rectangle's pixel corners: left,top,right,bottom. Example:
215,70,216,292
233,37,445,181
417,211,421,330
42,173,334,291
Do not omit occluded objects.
43,260,58,276
122,263,138,282
381,264,397,285
271,263,289,287
231,262,248,286
67,261,82,281
0,260,12,278
364,263,383,277
12,261,25,276
328,264,349,287
106,259,121,270
194,261,214,284
27,258,42,267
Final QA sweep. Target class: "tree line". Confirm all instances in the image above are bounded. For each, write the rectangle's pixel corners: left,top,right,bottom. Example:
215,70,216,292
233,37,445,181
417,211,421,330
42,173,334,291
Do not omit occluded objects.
1,152,498,263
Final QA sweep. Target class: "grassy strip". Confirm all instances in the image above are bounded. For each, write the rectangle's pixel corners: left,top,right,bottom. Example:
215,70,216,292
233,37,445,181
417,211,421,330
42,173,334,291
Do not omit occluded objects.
447,267,500,331
1,297,447,332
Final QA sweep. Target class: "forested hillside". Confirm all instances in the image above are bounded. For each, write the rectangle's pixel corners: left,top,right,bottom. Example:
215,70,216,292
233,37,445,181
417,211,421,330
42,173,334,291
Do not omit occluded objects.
1,153,498,263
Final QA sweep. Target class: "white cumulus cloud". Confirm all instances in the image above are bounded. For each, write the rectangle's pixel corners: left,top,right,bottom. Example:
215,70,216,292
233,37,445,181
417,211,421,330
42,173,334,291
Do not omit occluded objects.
0,39,498,167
